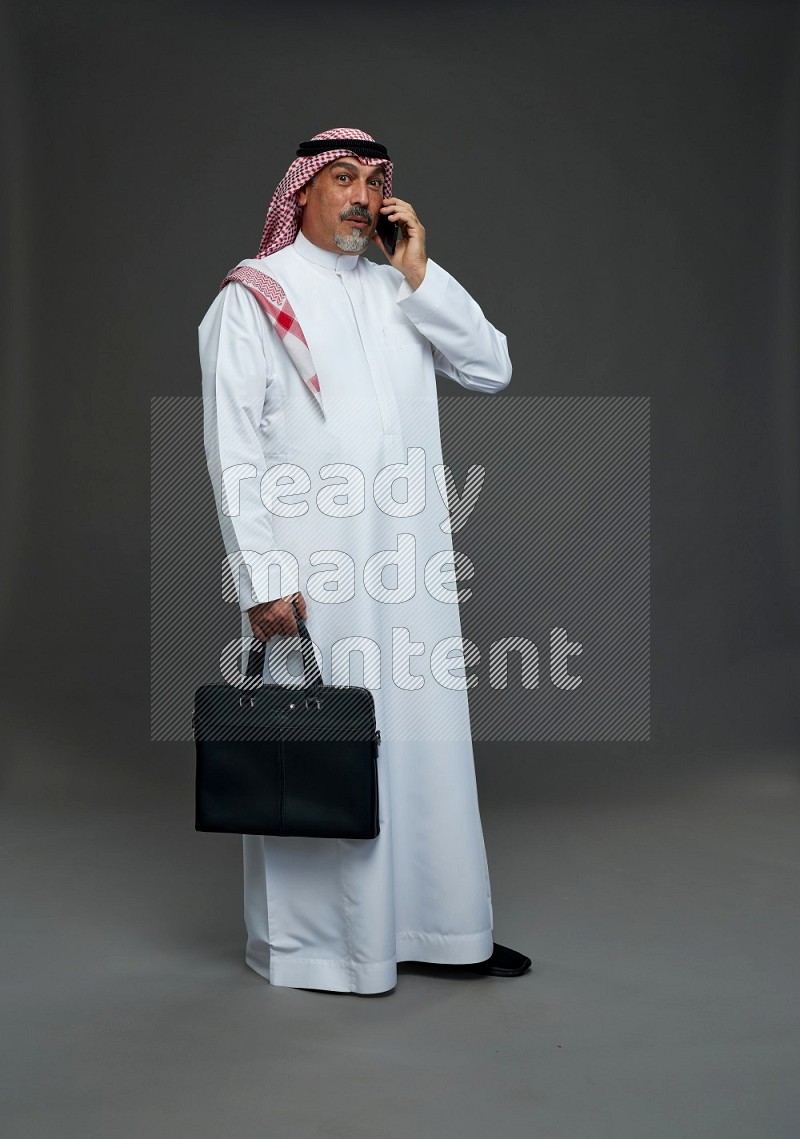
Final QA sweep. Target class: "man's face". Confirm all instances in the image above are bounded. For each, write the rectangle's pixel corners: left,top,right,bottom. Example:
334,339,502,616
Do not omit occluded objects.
297,158,386,255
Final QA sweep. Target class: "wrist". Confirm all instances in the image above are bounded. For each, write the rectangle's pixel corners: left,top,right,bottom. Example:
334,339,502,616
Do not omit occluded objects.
403,259,428,291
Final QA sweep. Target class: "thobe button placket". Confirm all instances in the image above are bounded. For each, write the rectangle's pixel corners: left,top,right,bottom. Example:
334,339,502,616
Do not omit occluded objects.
338,269,403,443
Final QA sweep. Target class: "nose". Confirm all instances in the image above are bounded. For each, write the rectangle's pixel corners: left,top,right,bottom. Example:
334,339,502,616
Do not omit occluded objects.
350,179,369,206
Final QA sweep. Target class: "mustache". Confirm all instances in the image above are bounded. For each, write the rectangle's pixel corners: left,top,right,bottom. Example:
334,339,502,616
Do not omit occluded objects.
339,206,372,225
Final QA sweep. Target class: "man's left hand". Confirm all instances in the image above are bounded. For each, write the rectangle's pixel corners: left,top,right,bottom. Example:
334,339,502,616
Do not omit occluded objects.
373,197,427,290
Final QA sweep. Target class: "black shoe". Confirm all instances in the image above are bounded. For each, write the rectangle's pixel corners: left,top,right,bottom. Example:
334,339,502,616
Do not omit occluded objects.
462,943,532,977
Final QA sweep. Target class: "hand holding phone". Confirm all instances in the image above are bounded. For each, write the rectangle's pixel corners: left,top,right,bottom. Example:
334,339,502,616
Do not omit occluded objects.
374,197,427,290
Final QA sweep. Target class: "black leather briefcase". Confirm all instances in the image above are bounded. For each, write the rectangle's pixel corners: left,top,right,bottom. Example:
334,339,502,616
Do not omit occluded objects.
193,602,380,839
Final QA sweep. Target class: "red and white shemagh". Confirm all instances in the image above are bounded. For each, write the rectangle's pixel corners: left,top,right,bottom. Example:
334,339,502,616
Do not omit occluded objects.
219,127,394,417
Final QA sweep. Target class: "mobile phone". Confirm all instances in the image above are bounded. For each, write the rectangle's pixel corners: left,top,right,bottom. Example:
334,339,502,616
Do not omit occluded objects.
376,211,400,256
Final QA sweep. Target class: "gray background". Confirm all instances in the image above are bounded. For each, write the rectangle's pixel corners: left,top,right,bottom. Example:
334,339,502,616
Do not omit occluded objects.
2,1,800,1136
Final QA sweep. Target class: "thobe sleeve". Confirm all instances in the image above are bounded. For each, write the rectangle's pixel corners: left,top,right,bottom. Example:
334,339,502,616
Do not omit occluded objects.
394,258,512,392
199,281,288,613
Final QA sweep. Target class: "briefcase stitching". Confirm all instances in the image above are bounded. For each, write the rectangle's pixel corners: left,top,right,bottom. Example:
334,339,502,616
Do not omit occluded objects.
279,728,286,836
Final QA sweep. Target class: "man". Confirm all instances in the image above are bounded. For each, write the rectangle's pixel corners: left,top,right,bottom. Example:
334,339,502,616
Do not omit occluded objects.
198,127,530,993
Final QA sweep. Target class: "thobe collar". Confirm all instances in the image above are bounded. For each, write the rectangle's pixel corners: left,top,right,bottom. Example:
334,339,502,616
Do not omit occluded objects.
291,228,362,273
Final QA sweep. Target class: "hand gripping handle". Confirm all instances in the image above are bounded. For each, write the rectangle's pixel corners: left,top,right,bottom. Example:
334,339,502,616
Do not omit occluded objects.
244,598,323,689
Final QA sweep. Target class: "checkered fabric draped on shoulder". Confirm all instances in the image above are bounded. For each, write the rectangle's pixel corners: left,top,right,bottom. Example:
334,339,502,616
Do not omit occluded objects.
219,264,323,415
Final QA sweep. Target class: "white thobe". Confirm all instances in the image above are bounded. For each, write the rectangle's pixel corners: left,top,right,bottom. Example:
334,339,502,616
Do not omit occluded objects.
198,229,512,993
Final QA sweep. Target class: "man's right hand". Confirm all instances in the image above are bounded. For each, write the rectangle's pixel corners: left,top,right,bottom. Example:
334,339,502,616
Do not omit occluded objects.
247,592,308,643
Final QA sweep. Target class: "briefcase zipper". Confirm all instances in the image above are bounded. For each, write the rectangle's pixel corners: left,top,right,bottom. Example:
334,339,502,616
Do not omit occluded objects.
193,698,380,744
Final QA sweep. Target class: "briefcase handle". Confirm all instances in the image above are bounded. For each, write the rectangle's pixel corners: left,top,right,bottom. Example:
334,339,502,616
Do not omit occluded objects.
244,597,323,689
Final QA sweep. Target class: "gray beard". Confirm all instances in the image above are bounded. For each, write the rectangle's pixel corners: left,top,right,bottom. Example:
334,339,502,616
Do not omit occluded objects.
334,229,371,254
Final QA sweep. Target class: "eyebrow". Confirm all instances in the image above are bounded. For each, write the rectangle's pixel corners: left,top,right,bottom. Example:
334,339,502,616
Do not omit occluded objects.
329,161,385,178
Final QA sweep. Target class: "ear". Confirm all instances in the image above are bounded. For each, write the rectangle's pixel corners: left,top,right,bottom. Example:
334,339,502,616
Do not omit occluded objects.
297,177,315,207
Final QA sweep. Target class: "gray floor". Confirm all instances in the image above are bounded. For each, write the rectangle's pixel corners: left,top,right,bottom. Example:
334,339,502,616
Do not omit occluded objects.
3,705,800,1138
